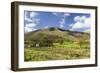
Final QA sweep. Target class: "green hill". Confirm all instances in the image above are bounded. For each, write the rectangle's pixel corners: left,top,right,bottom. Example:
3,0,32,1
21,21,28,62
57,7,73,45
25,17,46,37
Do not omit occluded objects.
24,28,90,61
24,28,90,47
25,28,89,40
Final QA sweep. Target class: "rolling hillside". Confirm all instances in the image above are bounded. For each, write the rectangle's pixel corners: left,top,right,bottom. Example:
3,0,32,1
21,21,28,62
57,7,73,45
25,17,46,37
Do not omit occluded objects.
24,27,90,46
24,28,90,61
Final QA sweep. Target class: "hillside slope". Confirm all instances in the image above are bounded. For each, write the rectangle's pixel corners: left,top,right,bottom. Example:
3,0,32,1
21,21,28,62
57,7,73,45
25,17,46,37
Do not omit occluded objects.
24,28,90,61
24,28,90,44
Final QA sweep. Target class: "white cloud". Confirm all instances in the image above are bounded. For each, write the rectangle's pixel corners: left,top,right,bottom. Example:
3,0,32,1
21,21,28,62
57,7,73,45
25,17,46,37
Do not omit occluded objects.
44,26,49,29
24,27,33,32
52,12,70,28
25,12,32,22
52,12,58,16
30,12,38,17
52,12,71,29
29,12,40,24
59,13,70,28
32,18,40,24
52,12,70,17
59,18,65,25
59,18,65,28
71,22,83,29
63,13,70,17
25,23,37,28
24,11,40,32
24,23,37,32
25,11,39,23
70,16,91,31
25,27,37,33
60,24,64,28
74,16,86,22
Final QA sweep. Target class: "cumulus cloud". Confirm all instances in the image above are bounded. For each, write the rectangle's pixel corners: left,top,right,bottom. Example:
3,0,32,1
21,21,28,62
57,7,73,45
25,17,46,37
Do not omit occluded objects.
24,23,37,32
63,13,70,17
74,16,86,22
25,12,32,22
71,22,83,29
70,16,91,31
59,13,70,28
52,12,70,17
25,11,39,22
30,12,38,17
25,23,37,28
52,12,70,27
24,11,40,32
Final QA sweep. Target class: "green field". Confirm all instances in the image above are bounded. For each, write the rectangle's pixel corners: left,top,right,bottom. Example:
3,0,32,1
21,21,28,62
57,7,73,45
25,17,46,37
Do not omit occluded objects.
24,28,90,61
25,47,90,61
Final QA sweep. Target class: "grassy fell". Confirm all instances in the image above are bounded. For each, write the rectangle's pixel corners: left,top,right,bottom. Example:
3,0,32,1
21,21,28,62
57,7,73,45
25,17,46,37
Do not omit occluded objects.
24,28,90,61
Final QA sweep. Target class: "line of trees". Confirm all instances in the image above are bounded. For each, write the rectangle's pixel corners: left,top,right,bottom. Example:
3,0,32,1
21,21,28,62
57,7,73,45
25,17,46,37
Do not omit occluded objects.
24,33,66,48
24,32,90,49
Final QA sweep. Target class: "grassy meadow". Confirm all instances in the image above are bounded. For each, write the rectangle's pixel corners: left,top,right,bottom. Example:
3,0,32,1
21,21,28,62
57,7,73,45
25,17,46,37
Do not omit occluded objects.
24,28,90,61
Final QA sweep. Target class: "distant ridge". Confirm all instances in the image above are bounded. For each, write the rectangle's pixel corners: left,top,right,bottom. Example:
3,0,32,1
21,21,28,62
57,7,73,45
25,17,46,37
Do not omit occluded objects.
25,27,90,43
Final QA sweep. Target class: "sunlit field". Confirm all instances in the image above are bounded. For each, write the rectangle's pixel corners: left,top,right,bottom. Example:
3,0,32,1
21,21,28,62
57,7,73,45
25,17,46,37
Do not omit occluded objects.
24,28,90,61
25,47,90,61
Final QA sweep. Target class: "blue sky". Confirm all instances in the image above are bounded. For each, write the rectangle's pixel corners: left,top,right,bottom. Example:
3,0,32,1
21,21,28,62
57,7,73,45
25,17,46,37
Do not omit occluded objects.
24,10,91,33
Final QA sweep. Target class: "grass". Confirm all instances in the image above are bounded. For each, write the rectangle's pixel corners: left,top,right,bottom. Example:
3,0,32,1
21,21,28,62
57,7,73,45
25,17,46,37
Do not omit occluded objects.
24,46,90,61
24,28,90,61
